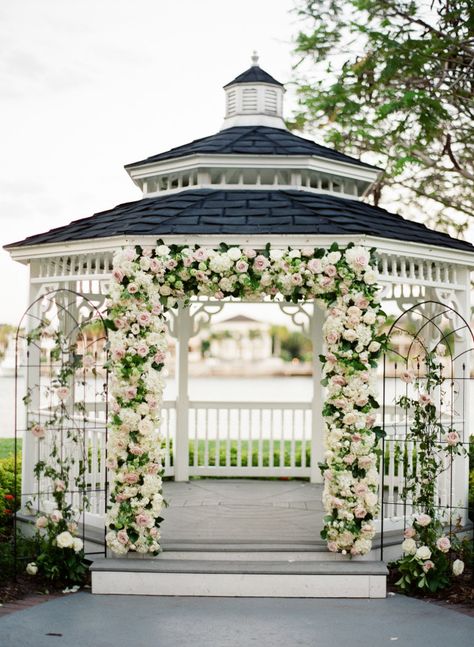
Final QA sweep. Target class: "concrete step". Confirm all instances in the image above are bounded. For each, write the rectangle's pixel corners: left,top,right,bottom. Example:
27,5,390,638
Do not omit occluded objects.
91,557,387,598
159,550,349,561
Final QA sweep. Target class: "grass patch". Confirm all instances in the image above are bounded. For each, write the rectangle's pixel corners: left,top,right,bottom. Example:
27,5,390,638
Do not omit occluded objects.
0,438,21,460
187,439,310,468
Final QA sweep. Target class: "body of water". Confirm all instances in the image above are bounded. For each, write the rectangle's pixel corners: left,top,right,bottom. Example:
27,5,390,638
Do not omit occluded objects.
0,375,314,439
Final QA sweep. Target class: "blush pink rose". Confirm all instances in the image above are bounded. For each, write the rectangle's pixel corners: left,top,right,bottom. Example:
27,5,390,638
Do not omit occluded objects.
123,472,139,484
354,483,368,496
446,431,460,446
436,536,451,553
112,269,124,283
129,445,145,456
124,386,137,400
136,344,149,357
253,255,269,271
112,348,125,361
57,386,70,401
117,530,129,545
320,276,333,288
243,248,257,258
149,259,163,273
137,312,151,326
354,505,367,519
154,351,166,364
31,423,45,439
355,296,369,309
194,248,209,261
326,331,340,345
135,513,152,527
422,560,435,573
235,260,248,273
307,258,323,274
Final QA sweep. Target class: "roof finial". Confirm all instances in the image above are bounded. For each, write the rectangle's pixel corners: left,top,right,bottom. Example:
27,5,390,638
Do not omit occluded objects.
251,50,259,67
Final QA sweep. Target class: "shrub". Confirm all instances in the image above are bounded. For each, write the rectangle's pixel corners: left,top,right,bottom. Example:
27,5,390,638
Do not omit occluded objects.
0,456,21,526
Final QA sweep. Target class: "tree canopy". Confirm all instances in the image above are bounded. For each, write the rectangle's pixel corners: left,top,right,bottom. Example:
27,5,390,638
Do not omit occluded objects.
291,0,474,233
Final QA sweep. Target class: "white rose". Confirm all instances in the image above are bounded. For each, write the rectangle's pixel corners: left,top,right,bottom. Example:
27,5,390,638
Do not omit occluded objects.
363,311,377,325
364,270,377,285
56,531,75,549
326,251,341,264
156,245,170,256
364,491,378,509
452,559,464,576
227,247,242,261
415,545,431,560
368,341,381,353
288,249,301,259
73,537,84,553
26,562,38,575
343,329,358,342
402,538,417,555
269,249,284,261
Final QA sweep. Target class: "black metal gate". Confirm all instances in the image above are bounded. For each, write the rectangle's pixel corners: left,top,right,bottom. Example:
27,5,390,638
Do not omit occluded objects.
381,300,473,558
12,288,109,572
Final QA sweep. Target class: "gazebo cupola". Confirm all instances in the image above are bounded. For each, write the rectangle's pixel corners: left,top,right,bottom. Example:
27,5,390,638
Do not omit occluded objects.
124,54,379,200
222,52,286,130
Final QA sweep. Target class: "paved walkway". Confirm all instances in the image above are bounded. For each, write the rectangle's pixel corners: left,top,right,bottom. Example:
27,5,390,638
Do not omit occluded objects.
0,591,472,647
161,479,324,544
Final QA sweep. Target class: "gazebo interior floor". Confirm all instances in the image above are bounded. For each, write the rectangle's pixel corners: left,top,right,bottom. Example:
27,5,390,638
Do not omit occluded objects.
160,479,325,547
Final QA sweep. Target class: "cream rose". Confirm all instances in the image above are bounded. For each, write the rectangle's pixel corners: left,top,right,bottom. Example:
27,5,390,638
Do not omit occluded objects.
56,531,75,549
402,538,417,555
415,545,431,560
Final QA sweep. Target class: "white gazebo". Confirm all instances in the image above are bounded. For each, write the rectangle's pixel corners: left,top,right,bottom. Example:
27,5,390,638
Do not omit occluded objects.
6,55,473,598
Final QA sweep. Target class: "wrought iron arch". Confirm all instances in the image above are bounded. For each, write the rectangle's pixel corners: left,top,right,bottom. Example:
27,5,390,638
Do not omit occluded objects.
13,288,110,572
380,300,473,559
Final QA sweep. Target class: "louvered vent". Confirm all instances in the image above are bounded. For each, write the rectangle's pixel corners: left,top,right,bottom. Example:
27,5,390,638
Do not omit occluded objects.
264,89,278,114
226,90,237,116
242,88,258,112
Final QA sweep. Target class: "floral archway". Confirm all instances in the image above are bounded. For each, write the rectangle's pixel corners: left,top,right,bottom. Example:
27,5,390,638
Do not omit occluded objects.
105,241,386,556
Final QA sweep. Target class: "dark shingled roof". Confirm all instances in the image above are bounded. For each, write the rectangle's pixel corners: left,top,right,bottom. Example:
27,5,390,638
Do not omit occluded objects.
224,65,284,88
126,126,379,170
6,189,474,253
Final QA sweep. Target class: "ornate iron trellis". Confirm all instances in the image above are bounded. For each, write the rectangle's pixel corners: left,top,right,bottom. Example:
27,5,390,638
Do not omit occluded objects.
13,288,110,573
381,300,474,560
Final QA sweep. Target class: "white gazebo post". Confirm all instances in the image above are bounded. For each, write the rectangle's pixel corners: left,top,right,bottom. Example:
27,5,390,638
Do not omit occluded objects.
455,266,471,525
174,302,191,481
21,260,43,509
310,302,325,484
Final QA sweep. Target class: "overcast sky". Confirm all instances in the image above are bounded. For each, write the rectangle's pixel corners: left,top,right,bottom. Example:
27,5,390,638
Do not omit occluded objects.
0,0,302,325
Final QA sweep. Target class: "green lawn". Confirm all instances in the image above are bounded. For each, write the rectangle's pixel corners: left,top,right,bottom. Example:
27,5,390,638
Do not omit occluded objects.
0,438,21,460
188,439,310,468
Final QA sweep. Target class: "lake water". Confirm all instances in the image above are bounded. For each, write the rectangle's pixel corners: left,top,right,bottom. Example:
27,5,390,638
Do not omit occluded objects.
0,375,314,439
2,374,471,440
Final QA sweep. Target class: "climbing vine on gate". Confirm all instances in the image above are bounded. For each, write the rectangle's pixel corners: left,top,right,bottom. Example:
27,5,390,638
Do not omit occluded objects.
105,241,386,556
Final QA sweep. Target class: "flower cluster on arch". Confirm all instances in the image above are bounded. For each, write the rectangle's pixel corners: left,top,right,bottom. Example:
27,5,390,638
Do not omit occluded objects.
106,241,386,556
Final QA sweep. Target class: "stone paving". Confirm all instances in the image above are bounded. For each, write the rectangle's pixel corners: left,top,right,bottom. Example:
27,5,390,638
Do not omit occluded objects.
161,479,324,544
0,591,473,647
